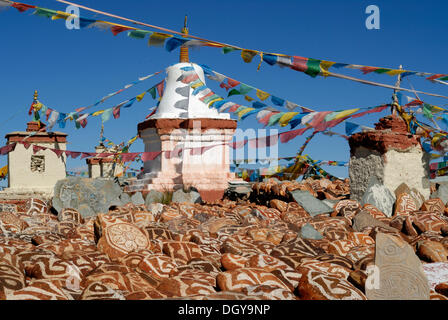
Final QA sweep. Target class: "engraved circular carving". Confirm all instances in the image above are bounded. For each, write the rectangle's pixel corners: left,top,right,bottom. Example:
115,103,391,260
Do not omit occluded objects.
380,238,408,263
106,223,148,253
366,265,429,300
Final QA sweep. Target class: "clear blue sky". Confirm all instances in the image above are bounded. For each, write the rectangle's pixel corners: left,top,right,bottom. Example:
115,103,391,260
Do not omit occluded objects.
0,0,447,184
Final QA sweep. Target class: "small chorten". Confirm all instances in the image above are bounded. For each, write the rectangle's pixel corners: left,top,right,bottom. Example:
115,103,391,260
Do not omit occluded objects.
0,91,68,198
348,113,430,201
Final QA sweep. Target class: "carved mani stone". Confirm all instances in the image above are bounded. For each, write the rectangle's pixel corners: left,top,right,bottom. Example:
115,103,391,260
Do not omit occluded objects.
366,232,430,300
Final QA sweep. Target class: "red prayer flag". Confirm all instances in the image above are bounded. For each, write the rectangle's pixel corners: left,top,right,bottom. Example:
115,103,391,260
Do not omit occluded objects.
351,105,389,119
110,26,133,36
80,152,95,159
226,78,240,88
141,151,161,162
279,127,311,143
12,3,35,12
45,108,52,121
360,66,379,74
227,104,240,113
51,149,64,158
248,135,279,149
427,74,447,81
229,139,248,149
113,106,121,119
314,117,348,132
291,56,309,72
156,81,165,97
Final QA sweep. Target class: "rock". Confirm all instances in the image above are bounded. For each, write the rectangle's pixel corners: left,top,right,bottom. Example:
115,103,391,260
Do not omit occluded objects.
366,232,430,300
394,193,418,217
246,254,290,272
431,183,448,205
269,199,288,213
423,262,448,290
297,268,366,300
435,282,448,297
361,176,396,217
299,223,323,240
394,183,411,199
96,214,151,260
352,210,395,233
80,282,125,300
7,279,73,300
138,254,179,279
156,276,216,297
421,198,445,214
289,190,333,217
144,190,164,207
242,285,297,300
417,240,448,262
162,241,203,261
216,268,291,292
131,192,145,206
119,193,131,205
0,261,26,299
53,177,123,218
172,189,201,204
221,253,249,271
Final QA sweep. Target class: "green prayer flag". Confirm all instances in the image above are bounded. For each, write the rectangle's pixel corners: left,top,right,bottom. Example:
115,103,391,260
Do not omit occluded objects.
305,59,322,78
33,8,57,18
128,29,152,39
239,83,254,95
228,89,241,97
222,47,237,54
373,68,390,74
423,103,434,119
148,87,156,99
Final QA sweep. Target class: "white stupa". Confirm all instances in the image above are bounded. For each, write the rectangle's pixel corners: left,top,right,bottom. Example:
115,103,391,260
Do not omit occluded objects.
126,20,238,201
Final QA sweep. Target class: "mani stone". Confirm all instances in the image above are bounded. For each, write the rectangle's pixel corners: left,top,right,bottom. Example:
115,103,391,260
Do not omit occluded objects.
119,193,131,205
131,192,145,206
431,182,448,206
299,223,323,240
289,190,333,217
172,188,201,204
361,177,396,217
144,190,164,207
366,232,430,300
352,210,395,233
53,177,123,218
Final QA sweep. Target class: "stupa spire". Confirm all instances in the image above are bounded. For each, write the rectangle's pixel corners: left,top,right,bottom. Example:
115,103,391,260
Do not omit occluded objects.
179,15,189,63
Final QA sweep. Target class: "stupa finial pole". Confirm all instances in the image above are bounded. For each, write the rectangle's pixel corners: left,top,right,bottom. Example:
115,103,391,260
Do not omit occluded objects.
179,15,189,63
392,65,403,115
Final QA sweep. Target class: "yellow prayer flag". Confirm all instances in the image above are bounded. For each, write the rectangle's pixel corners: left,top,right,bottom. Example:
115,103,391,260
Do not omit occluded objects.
148,33,173,47
244,95,254,102
386,69,407,76
241,50,258,63
256,89,270,101
128,136,138,144
136,92,147,102
190,81,204,89
92,110,105,117
278,112,299,127
51,11,72,20
0,165,8,178
238,107,255,120
320,61,336,77
208,98,223,107
332,108,360,120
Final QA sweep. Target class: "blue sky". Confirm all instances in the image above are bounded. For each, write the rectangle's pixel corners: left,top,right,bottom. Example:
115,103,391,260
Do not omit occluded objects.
0,0,447,184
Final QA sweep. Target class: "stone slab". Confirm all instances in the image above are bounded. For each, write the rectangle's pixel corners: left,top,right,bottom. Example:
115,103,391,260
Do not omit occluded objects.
361,176,396,217
366,232,430,300
289,190,333,217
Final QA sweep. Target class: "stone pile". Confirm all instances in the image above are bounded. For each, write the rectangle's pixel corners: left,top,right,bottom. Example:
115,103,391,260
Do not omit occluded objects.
0,179,447,300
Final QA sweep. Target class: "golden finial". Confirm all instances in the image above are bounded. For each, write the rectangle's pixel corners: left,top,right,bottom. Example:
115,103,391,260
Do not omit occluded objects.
179,15,189,63
33,90,38,102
